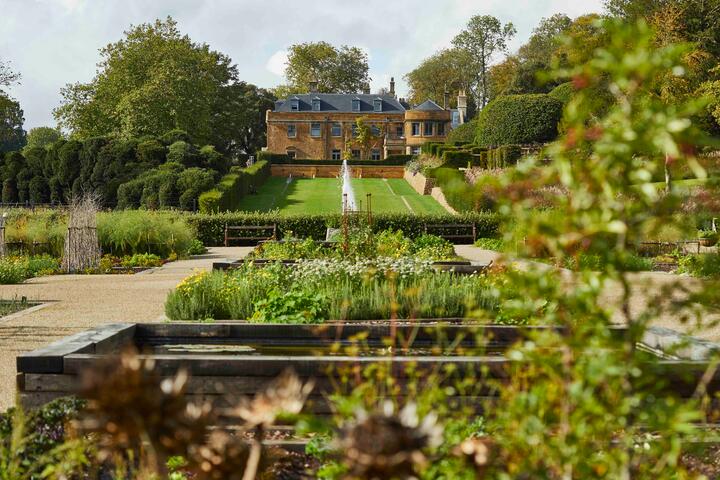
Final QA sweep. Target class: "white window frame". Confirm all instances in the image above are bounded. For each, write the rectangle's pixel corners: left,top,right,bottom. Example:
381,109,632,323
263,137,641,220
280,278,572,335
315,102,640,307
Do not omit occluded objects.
331,149,342,160
312,99,321,111
310,122,321,138
331,123,342,137
352,99,361,112
287,124,296,138
437,122,445,136
424,122,433,136
371,149,381,161
373,99,382,112
411,122,421,136
395,125,404,137
286,149,296,159
290,99,299,111
351,149,361,159
412,147,421,155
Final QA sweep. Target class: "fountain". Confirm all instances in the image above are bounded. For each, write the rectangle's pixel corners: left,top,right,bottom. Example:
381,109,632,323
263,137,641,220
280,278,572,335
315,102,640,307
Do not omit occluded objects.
340,159,357,211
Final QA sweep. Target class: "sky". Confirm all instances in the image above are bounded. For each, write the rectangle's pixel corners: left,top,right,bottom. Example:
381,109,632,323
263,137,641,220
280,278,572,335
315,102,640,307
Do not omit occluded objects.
1,0,604,131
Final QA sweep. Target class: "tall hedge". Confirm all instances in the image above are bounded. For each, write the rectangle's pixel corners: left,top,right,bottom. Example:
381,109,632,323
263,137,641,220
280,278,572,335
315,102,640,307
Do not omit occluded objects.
198,160,270,213
475,94,563,147
186,211,500,246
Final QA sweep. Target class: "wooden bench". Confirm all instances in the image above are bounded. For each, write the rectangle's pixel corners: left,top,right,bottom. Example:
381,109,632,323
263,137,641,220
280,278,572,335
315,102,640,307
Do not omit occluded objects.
424,223,477,244
224,224,277,246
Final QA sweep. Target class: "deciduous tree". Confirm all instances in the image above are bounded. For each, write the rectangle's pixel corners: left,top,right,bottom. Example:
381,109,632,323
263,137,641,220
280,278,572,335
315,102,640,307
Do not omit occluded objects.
24,127,64,153
404,48,477,114
452,15,516,108
281,42,370,94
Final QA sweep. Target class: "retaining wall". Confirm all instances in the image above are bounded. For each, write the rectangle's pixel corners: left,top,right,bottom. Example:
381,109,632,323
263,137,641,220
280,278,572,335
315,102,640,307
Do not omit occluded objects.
270,165,405,179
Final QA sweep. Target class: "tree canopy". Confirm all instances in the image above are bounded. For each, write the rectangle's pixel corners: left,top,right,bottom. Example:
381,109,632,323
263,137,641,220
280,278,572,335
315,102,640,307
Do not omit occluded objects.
452,15,516,108
24,127,64,153
273,42,371,96
404,48,477,116
53,17,273,156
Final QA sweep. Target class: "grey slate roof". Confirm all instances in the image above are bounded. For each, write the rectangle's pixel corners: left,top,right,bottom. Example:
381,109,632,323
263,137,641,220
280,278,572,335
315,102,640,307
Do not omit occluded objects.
411,99,445,111
274,93,407,113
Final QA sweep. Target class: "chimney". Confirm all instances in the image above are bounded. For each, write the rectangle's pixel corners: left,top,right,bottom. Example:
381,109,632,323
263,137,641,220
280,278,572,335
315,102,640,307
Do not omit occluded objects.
443,88,449,110
308,78,319,93
390,77,396,97
457,90,467,124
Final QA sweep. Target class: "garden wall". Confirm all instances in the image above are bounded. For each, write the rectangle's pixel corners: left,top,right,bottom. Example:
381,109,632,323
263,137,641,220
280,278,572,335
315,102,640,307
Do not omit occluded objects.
430,186,458,214
403,169,435,195
270,164,405,178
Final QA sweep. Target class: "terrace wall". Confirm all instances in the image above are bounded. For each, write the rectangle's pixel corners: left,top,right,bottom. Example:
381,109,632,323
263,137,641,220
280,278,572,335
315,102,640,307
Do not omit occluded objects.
269,164,405,179
403,169,435,195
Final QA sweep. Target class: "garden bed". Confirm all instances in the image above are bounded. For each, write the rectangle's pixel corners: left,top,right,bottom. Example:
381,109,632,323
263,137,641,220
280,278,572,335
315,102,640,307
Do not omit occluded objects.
17,322,720,413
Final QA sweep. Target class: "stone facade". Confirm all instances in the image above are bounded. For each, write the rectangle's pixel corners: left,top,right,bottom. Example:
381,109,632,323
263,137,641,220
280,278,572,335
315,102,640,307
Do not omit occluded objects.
265,89,454,160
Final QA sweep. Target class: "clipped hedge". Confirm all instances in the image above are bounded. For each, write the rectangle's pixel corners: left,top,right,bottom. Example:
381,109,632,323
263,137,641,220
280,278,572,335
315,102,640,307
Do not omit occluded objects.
476,94,563,147
186,211,499,246
442,150,474,169
446,119,478,144
198,160,270,213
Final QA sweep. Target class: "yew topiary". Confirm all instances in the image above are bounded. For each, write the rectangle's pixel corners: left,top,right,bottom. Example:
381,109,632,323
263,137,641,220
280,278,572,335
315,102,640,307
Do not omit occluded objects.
475,94,562,147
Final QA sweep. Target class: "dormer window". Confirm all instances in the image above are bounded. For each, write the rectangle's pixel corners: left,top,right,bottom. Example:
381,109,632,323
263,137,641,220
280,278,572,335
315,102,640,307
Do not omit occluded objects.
352,98,361,112
290,98,299,111
312,98,321,111
373,98,382,112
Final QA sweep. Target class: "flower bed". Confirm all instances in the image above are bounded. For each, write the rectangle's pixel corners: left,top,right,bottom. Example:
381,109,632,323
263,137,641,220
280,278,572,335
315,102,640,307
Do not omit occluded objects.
165,258,496,322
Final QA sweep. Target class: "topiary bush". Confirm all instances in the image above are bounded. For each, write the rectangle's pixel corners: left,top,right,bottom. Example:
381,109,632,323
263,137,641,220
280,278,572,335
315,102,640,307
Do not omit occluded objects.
548,82,575,104
476,94,563,147
446,118,478,145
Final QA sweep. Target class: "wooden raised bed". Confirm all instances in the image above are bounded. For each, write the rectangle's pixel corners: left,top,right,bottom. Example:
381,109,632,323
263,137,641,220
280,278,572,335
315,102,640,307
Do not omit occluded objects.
16,322,720,413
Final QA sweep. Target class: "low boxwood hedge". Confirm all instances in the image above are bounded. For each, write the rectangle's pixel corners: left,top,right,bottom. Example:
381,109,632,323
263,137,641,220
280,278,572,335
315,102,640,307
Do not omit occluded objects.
186,211,500,246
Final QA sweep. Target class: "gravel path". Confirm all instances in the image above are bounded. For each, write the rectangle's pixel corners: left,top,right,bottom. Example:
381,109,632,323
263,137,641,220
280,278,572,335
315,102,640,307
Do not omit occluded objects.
0,247,252,411
455,245,720,341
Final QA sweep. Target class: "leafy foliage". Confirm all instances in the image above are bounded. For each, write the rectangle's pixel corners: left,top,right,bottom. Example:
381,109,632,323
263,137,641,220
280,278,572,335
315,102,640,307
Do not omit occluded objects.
475,94,563,146
53,17,274,155
446,118,478,144
274,41,370,96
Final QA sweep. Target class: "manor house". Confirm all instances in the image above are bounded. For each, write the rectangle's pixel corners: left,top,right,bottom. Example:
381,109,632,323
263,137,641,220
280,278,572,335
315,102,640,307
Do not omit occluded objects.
265,78,467,161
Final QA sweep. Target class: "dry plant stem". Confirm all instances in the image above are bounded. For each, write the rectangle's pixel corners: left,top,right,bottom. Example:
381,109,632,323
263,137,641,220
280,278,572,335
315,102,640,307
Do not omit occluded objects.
62,195,101,273
242,425,264,480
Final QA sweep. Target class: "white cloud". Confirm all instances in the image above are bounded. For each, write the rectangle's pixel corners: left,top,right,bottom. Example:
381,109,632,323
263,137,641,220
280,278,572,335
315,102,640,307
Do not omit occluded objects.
1,0,606,129
265,49,288,77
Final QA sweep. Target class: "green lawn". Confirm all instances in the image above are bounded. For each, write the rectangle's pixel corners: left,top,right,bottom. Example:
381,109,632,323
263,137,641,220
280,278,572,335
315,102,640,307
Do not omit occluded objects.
236,177,447,215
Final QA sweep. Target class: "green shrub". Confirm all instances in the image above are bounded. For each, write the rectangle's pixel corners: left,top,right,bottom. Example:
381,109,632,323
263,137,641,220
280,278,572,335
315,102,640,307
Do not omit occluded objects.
375,230,413,258
446,119,478,144
199,160,270,213
186,239,206,255
474,237,505,251
251,289,328,324
186,211,500,246
411,234,456,260
548,82,575,104
26,255,60,276
0,257,29,284
487,145,523,169
97,210,195,257
442,150,474,168
120,253,163,268
677,253,720,277
476,94,563,147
